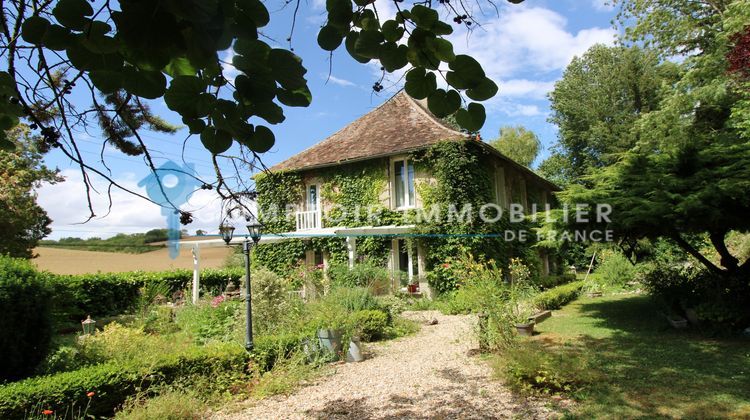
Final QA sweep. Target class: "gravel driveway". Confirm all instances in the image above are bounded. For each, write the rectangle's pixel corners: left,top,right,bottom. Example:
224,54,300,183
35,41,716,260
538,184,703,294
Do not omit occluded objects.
215,311,554,419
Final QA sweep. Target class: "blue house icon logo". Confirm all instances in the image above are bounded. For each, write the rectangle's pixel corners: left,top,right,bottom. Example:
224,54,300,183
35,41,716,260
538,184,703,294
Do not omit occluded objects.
138,161,200,259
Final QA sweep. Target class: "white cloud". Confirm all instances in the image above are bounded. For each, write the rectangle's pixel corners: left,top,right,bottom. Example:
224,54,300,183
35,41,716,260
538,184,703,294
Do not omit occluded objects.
38,169,248,239
325,74,356,87
449,6,617,79
498,79,556,99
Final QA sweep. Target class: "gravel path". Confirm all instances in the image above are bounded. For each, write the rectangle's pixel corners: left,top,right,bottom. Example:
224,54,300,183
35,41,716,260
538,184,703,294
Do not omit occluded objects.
215,311,554,419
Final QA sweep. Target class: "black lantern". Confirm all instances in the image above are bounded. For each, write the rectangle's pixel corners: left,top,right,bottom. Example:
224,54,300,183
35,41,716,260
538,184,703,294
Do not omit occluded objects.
246,217,263,244
219,224,235,245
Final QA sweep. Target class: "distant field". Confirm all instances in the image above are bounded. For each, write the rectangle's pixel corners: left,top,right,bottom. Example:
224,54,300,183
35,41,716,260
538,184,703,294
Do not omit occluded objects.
33,242,233,275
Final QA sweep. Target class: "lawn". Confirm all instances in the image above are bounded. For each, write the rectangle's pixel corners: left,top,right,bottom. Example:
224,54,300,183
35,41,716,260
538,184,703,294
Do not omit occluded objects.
531,294,750,418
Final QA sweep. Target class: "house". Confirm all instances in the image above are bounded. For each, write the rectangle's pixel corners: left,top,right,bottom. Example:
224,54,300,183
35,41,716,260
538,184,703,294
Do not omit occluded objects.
254,91,559,295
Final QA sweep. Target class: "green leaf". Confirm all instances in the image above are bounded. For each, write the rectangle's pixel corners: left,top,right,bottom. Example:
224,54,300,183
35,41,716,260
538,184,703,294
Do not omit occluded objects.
53,0,94,30
327,0,353,29
245,125,275,153
410,5,438,30
122,67,166,99
427,89,461,118
89,70,123,93
317,25,344,51
79,21,119,54
164,76,208,117
236,0,270,27
268,49,307,90
21,16,50,45
42,25,73,51
404,67,437,100
234,73,276,103
382,20,404,43
455,102,486,132
466,77,498,101
354,29,384,59
183,118,207,134
66,41,123,71
379,43,408,72
277,86,312,107
355,9,379,31
447,55,486,89
429,38,455,62
201,128,233,154
345,31,370,63
432,21,453,36
0,133,14,151
163,57,197,77
252,101,286,124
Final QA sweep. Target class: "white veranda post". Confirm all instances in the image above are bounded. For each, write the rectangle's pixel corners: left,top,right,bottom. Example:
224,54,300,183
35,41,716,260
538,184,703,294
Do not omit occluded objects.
346,236,357,269
192,245,200,304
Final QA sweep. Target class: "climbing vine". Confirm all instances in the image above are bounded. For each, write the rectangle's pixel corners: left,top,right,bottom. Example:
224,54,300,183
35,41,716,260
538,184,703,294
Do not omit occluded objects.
254,141,545,284
412,141,539,290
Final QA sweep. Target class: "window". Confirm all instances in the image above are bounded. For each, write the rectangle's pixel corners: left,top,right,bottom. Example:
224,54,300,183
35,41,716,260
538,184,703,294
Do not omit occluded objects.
307,184,318,212
394,159,415,208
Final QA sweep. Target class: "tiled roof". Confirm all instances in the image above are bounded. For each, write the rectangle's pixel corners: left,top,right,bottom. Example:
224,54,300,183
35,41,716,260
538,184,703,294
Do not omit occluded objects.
268,91,467,172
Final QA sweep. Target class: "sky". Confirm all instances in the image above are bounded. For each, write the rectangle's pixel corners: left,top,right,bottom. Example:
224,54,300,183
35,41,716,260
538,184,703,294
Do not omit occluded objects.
37,0,619,240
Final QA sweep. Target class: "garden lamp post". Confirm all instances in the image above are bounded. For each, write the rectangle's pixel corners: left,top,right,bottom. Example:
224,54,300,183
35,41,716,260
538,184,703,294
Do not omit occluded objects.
219,219,262,352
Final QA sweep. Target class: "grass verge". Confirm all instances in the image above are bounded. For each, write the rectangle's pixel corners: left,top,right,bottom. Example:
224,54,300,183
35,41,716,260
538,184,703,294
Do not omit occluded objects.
493,293,750,418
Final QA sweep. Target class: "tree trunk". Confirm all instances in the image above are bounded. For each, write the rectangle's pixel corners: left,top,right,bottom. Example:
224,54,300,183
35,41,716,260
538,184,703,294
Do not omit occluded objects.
670,233,725,276
709,230,739,271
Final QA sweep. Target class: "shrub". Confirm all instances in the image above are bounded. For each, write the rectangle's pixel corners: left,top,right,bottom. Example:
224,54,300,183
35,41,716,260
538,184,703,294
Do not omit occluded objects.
493,341,598,396
593,250,635,289
49,268,245,322
251,331,311,373
533,273,577,290
248,268,295,335
641,262,750,330
0,344,248,418
35,346,85,376
533,281,585,310
175,300,243,345
325,287,381,313
328,261,390,294
349,310,389,341
0,256,53,381
115,390,207,420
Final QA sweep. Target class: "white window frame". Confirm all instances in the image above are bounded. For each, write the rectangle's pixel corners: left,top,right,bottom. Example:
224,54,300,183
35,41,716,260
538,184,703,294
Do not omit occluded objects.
306,183,321,212
391,158,415,210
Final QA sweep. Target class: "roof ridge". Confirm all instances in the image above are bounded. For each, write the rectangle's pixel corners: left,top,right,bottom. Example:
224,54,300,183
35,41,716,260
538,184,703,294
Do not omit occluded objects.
401,92,468,139
269,92,403,170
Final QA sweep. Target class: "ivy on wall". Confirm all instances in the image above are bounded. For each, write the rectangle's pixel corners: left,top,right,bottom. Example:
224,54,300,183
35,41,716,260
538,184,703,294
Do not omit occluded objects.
253,140,548,284
412,141,539,285
253,171,306,277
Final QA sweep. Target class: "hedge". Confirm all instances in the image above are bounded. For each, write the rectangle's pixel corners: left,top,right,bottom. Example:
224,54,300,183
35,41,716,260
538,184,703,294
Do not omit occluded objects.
0,343,249,419
0,257,53,381
50,268,244,320
534,273,577,290
533,280,585,310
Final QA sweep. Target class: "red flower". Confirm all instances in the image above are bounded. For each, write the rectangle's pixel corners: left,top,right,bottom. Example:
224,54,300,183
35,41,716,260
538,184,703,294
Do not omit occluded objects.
87,391,95,398
442,263,450,269
211,295,225,308
42,409,53,415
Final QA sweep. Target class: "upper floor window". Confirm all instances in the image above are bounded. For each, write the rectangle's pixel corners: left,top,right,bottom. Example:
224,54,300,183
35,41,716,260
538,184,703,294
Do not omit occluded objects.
307,184,318,212
393,159,415,209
